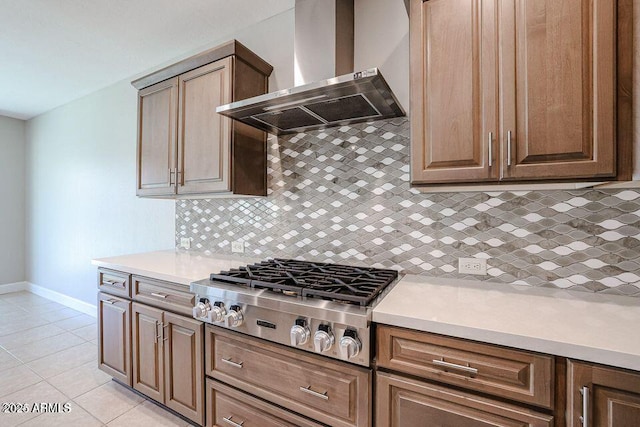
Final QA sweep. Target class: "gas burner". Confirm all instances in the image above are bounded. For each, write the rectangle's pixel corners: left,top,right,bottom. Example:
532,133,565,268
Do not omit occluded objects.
209,258,398,306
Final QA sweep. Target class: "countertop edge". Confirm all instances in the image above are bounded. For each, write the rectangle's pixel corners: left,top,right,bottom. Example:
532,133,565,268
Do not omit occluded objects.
372,311,640,372
91,259,195,286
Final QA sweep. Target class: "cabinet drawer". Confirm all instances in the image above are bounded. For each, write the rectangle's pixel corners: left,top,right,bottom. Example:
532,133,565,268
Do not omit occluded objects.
132,276,195,316
206,378,324,427
377,325,554,409
376,371,553,427
98,269,131,298
205,326,370,427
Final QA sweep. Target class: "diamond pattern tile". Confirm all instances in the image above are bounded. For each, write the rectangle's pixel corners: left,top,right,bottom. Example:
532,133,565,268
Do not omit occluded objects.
176,118,640,296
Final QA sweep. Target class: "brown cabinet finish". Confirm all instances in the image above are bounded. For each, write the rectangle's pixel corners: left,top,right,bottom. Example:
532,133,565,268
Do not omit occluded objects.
98,268,131,298
134,40,271,198
499,0,616,180
132,302,164,402
410,0,632,186
567,360,640,427
410,0,499,184
132,275,195,317
376,371,554,427
136,78,178,197
205,325,371,427
377,325,554,408
98,292,131,386
163,312,204,425
206,378,324,427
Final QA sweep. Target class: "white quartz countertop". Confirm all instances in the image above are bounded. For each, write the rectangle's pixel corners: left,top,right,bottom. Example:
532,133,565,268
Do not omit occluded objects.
373,275,640,371
91,250,259,286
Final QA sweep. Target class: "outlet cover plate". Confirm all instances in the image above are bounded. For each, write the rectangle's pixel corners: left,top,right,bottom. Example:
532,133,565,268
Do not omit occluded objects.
231,241,245,253
458,258,487,275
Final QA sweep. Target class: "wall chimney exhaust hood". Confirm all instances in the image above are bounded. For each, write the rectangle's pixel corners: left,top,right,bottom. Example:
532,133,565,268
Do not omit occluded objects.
216,0,405,135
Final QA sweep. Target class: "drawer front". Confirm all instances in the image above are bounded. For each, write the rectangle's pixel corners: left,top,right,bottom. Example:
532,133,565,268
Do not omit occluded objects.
376,371,553,427
98,269,131,298
377,325,554,409
132,276,195,316
206,326,370,427
207,379,324,427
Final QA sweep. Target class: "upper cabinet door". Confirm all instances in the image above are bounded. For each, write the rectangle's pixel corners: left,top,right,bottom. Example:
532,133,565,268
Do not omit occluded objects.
499,0,616,180
177,57,233,195
410,0,499,184
137,78,178,196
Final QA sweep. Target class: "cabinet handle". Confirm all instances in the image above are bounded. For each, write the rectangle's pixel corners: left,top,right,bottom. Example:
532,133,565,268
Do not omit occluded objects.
432,358,478,376
176,169,183,185
169,168,175,185
162,322,169,342
151,292,168,299
299,385,329,400
103,299,117,305
102,279,115,286
507,130,512,166
155,321,162,344
579,386,589,427
488,132,493,167
221,358,243,368
222,416,245,427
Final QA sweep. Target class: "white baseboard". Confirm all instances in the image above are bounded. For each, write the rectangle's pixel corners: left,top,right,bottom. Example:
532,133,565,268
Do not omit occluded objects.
25,282,97,318
0,281,28,294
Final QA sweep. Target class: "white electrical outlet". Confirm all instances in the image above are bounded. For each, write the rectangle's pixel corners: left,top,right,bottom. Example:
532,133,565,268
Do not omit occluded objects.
231,240,245,253
180,237,191,249
458,258,487,275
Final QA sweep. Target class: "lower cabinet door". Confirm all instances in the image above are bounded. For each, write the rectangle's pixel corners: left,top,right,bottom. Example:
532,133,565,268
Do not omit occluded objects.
98,293,131,385
132,302,164,402
206,378,324,427
376,372,553,427
163,312,204,425
567,360,640,427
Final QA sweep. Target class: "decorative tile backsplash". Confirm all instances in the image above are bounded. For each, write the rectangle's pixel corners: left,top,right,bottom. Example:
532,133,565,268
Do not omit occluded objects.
176,118,640,296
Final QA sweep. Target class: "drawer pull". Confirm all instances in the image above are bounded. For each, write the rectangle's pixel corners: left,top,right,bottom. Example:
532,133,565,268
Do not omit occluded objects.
432,358,478,376
299,385,329,400
222,416,245,427
102,279,123,287
221,358,244,368
151,292,169,299
103,299,117,305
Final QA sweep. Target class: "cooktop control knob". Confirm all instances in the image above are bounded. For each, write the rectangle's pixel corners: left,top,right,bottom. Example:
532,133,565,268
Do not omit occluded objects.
290,318,310,347
225,305,244,328
339,329,362,359
313,324,334,353
192,298,210,319
210,301,226,323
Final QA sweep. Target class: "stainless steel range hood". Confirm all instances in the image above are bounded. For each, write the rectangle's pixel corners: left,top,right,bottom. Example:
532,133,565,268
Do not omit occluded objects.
216,0,406,135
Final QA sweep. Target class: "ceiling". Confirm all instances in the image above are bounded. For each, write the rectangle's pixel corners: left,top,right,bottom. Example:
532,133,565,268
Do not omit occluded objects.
0,0,294,120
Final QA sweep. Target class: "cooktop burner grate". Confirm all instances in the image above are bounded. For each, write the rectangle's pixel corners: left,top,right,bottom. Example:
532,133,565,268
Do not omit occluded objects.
209,258,398,306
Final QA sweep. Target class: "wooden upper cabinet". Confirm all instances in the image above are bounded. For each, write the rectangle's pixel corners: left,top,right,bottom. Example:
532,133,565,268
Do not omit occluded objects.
567,360,640,427
410,0,632,186
499,0,616,180
411,0,499,184
133,40,272,198
137,78,178,197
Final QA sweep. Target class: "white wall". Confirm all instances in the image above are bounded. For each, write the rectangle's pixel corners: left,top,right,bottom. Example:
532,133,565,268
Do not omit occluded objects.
354,0,410,113
25,81,175,304
0,116,25,285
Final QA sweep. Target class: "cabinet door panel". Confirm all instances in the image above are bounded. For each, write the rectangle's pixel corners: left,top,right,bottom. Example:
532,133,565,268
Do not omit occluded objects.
178,57,232,195
410,0,499,184
132,303,164,402
376,372,553,427
163,312,204,425
137,78,178,196
567,360,640,427
98,293,131,385
500,0,616,179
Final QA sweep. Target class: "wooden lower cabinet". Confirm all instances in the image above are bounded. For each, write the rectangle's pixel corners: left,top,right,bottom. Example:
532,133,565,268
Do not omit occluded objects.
98,292,131,385
567,360,640,427
376,371,553,427
206,379,324,427
132,302,204,425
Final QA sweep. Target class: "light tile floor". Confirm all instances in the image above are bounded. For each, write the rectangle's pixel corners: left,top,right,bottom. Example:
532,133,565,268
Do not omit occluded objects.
0,291,191,426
